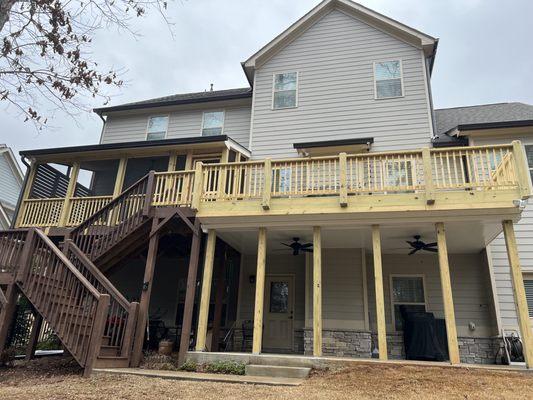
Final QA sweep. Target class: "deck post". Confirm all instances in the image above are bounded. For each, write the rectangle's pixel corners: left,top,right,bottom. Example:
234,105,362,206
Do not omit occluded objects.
217,147,230,197
58,162,80,227
113,157,128,198
261,159,272,210
339,153,348,207
195,229,217,351
313,226,323,356
512,141,533,199
25,312,43,361
435,222,460,365
0,283,19,352
211,245,227,352
252,227,267,354
191,162,204,211
372,225,387,360
502,220,533,368
178,219,202,365
14,161,37,228
131,219,161,366
422,148,435,205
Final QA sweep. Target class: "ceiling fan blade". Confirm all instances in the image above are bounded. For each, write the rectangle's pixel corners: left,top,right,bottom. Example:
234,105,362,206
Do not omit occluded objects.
408,248,419,255
423,247,438,253
406,241,416,247
281,243,292,248
300,243,313,248
425,242,438,247
301,248,313,253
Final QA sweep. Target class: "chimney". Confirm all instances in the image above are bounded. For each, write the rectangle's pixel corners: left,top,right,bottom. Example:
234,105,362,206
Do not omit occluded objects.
210,83,214,92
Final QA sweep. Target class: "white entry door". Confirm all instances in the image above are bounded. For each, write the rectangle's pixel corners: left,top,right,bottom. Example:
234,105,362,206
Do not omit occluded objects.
263,275,294,351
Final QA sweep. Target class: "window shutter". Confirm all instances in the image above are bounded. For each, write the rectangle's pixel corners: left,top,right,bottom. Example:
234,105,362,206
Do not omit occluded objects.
524,279,533,318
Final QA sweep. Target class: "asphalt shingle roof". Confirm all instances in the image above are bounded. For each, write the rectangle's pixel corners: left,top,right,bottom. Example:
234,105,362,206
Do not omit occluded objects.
94,87,252,114
435,102,533,135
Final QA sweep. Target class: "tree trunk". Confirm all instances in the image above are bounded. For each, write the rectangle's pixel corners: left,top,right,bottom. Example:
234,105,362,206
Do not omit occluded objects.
0,0,19,34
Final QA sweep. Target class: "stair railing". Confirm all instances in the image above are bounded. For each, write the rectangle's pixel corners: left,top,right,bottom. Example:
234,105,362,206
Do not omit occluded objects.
15,228,109,374
0,229,29,274
69,171,155,261
63,239,139,358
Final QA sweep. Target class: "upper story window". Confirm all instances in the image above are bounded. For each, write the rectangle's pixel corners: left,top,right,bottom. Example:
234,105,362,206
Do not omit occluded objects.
202,111,225,136
374,60,403,99
525,145,533,183
273,72,298,109
146,116,168,141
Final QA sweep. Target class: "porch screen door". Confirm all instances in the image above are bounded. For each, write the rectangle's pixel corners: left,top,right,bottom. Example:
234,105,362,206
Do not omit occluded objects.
263,275,294,351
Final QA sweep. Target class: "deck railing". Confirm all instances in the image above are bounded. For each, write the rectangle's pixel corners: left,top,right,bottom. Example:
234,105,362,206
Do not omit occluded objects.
15,143,528,228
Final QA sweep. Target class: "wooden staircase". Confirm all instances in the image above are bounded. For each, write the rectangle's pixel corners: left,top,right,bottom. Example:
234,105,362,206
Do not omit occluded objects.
0,172,162,376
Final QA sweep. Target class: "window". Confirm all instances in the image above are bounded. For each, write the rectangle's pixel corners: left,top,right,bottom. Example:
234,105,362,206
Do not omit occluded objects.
525,278,533,318
202,111,224,136
525,145,533,184
146,116,168,141
273,72,298,109
374,60,403,99
269,282,289,313
391,275,426,330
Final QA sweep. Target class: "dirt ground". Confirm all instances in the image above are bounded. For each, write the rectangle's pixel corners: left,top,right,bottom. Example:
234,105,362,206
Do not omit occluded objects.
0,356,532,400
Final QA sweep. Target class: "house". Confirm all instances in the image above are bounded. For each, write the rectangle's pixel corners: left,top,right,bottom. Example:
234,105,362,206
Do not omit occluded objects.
0,145,23,229
0,0,532,377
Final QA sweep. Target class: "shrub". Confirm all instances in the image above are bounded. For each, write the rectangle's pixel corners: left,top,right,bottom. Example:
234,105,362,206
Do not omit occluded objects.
179,359,198,372
204,360,245,375
0,348,16,367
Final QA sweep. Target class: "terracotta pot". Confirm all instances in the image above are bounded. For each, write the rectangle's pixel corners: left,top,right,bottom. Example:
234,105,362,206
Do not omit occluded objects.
158,340,174,356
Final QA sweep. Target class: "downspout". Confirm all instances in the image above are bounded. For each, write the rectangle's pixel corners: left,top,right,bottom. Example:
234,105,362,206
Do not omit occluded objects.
10,155,31,229
96,111,106,145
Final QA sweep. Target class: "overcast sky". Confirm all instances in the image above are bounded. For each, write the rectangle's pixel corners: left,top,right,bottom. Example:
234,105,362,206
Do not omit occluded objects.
2,0,533,170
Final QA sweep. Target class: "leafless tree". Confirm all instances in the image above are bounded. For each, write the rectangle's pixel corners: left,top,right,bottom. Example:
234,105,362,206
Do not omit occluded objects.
0,0,170,128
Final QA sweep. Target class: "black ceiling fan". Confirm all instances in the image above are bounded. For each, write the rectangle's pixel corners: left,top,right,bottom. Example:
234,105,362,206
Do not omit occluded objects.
406,235,438,255
281,237,313,256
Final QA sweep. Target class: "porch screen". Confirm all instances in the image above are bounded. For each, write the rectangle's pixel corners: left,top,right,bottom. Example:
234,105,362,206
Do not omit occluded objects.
391,276,426,330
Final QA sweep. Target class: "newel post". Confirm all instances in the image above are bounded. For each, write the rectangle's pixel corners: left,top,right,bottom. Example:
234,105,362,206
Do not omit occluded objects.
339,152,348,207
262,159,272,210
16,229,36,283
83,294,110,377
191,162,204,211
422,148,435,205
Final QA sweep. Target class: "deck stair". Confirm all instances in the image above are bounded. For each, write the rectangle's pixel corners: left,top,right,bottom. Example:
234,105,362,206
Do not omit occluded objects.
0,174,164,375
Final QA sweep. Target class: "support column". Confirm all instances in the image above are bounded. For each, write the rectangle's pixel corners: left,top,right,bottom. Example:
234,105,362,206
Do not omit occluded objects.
58,162,80,227
113,157,128,198
252,227,267,354
195,229,217,351
435,222,460,365
211,246,227,351
313,226,323,356
502,220,533,368
131,219,161,366
25,313,43,361
372,225,387,360
177,219,202,366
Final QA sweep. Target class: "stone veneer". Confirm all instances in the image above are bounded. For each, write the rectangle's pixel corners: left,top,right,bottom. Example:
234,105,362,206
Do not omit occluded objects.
304,330,502,365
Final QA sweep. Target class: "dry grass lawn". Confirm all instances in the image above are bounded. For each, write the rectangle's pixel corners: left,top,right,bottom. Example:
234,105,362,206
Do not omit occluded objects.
0,356,532,399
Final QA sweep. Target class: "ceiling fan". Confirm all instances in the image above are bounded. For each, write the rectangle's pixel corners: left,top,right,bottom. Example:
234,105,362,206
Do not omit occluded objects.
281,237,313,256
406,235,438,255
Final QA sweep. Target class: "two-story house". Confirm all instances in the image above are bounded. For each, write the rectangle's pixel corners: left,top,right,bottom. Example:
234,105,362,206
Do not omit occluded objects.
1,0,532,377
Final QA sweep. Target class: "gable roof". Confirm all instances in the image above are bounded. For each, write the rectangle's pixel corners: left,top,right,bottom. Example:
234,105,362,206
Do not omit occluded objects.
432,102,533,147
94,87,252,115
242,0,438,84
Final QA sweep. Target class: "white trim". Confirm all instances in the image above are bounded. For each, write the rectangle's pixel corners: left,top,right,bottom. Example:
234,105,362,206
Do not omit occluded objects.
421,52,435,139
373,59,404,100
271,71,299,110
201,110,226,137
0,145,24,184
0,203,11,229
485,245,503,332
389,273,427,332
361,249,369,330
145,115,170,141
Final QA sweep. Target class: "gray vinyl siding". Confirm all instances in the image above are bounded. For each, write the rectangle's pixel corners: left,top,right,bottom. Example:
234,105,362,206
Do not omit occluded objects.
0,155,22,208
101,106,252,149
366,254,496,337
250,9,432,159
469,134,533,329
